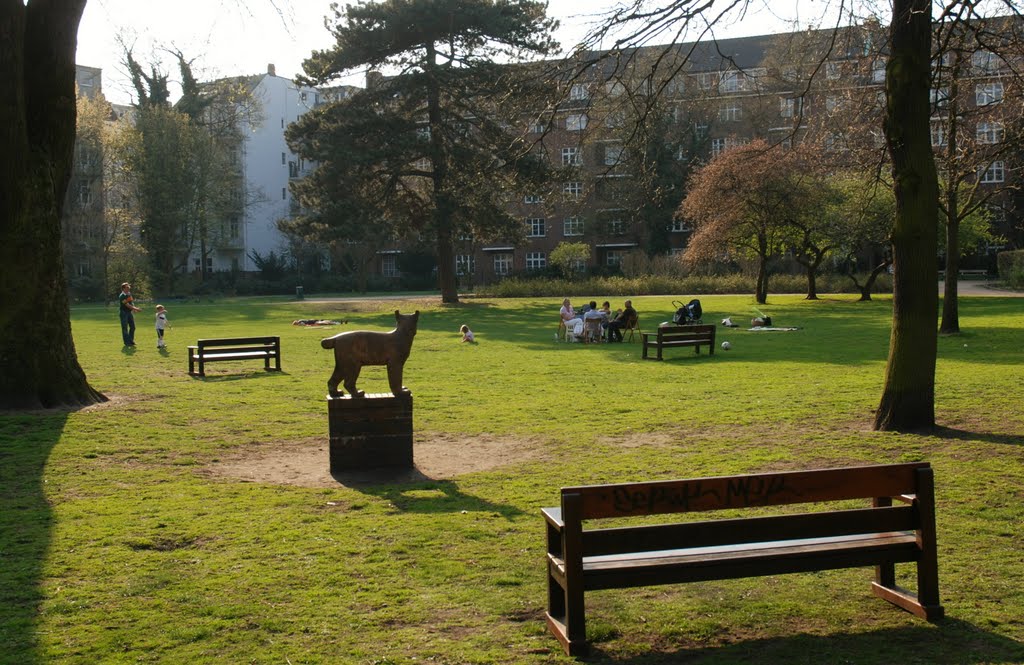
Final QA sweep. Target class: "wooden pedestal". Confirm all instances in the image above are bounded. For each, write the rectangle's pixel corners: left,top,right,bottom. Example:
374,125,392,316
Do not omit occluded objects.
327,392,413,471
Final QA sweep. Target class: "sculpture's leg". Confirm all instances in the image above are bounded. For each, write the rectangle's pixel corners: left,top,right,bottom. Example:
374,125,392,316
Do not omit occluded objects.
344,365,364,398
387,363,408,395
327,366,344,397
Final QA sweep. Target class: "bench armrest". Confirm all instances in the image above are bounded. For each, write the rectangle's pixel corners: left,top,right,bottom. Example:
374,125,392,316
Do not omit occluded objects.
542,507,564,530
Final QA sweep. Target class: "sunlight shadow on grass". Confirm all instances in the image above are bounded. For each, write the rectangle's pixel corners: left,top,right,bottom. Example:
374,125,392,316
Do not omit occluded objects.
588,619,1023,664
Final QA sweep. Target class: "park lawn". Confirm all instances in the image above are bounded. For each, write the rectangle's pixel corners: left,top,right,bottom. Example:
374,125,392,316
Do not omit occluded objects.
1,293,1022,664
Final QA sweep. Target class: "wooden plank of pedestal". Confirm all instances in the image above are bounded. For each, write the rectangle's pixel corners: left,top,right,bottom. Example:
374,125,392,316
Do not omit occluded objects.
327,392,413,471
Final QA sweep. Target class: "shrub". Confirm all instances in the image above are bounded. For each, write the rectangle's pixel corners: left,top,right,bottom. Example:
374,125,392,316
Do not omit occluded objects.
997,250,1024,289
477,272,891,299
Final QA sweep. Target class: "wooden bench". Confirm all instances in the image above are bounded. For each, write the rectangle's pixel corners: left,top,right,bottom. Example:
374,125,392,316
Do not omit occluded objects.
641,323,715,360
188,336,281,377
542,462,943,656
958,269,988,279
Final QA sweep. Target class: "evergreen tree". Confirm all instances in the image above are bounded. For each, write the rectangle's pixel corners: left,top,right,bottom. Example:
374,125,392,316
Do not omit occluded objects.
292,0,559,303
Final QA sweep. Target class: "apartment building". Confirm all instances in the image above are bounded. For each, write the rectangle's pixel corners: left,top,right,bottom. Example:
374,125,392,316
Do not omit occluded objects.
392,19,1022,284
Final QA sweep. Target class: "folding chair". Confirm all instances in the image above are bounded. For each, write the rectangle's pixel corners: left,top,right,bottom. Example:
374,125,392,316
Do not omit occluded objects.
624,314,641,343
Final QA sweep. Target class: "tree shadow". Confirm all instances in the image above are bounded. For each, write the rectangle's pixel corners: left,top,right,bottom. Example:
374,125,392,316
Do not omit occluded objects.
190,370,288,382
332,467,523,519
0,410,67,664
584,619,1023,664
931,426,1023,446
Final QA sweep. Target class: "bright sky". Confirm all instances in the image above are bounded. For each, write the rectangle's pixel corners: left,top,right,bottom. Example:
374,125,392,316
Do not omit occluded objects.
76,0,836,105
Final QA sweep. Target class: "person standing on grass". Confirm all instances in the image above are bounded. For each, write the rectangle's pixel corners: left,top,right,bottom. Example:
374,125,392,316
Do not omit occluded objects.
155,305,169,349
118,282,141,346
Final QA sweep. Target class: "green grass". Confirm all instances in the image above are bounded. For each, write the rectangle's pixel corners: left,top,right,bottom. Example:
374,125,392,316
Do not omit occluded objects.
2,293,1023,664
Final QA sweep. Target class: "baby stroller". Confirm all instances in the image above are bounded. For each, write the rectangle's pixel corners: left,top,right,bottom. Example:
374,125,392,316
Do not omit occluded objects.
672,299,703,325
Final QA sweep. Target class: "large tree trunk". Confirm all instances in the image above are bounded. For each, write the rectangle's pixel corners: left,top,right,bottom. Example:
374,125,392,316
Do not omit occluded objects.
424,44,458,304
0,1,105,409
875,0,939,432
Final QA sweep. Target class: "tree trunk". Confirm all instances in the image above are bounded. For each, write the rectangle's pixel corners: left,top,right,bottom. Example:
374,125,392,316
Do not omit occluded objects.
875,0,939,432
0,1,106,409
424,44,458,304
939,187,961,334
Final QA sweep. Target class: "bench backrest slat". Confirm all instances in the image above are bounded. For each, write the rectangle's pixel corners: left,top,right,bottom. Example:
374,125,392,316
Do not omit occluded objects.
580,504,918,556
565,463,928,520
198,336,279,349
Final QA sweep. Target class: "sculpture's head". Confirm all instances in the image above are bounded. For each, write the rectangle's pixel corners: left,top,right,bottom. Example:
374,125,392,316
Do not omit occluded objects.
395,310,420,335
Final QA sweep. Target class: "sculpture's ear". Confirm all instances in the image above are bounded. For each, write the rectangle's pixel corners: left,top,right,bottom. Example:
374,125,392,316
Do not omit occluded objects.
413,310,420,318
394,309,401,320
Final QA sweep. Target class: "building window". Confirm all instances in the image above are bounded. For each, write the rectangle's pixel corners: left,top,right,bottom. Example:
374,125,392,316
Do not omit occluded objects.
930,121,947,148
605,81,626,96
780,96,802,118
523,193,544,204
561,147,582,166
604,144,624,166
566,113,588,131
493,252,513,276
826,62,841,79
563,216,584,236
608,218,626,235
281,152,286,165
979,161,1005,184
382,255,398,277
825,95,843,113
282,188,287,200
718,101,741,121
77,182,92,205
605,111,625,128
976,82,1004,106
871,58,887,83
719,70,741,93
711,137,746,156
563,181,583,198
526,217,546,237
665,78,685,96
605,249,626,266
930,87,950,111
569,83,589,101
693,122,709,139
972,50,1002,73
229,216,240,239
529,120,546,134
977,121,1004,144
455,254,475,276
670,219,689,232
526,252,546,270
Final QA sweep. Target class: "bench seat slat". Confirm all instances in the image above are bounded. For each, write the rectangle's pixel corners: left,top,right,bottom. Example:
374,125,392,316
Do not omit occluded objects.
193,349,278,358
548,532,919,590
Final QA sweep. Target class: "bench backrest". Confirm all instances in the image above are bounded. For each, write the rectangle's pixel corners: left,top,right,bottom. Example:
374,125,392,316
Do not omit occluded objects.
657,324,714,340
197,336,279,351
560,463,933,556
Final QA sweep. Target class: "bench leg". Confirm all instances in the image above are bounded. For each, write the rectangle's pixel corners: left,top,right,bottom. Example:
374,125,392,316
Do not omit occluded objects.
546,572,587,656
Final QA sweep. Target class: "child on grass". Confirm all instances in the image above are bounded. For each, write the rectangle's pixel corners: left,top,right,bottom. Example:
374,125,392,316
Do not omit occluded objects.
460,324,475,343
155,305,169,349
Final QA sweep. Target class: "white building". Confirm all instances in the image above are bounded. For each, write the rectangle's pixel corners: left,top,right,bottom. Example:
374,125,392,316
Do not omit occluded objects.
230,64,325,272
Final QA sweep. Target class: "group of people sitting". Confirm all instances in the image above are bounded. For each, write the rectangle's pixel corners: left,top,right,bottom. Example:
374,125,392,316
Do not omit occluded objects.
559,298,637,343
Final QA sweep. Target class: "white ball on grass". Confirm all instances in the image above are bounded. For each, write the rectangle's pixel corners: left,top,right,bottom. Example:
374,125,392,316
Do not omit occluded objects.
721,341,731,350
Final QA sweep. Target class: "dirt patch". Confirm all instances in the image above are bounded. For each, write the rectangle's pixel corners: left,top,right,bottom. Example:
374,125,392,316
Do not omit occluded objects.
205,432,550,488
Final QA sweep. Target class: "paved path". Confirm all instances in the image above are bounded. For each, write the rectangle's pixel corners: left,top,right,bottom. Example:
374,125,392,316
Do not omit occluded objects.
944,280,1024,297
292,281,1024,303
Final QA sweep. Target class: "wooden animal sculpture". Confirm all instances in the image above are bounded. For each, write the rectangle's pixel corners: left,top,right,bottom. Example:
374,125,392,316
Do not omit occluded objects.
321,310,419,398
